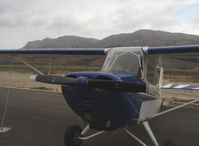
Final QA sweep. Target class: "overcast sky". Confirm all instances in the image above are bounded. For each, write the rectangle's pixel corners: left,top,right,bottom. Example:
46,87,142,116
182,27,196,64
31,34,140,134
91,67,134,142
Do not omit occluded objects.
0,0,199,49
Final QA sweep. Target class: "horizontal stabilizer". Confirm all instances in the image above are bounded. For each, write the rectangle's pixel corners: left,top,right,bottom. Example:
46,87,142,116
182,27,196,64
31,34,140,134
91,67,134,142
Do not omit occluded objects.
161,84,199,90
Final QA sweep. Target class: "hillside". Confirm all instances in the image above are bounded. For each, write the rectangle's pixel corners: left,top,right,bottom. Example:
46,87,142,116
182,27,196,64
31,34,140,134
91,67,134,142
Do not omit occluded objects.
23,36,99,48
23,29,199,48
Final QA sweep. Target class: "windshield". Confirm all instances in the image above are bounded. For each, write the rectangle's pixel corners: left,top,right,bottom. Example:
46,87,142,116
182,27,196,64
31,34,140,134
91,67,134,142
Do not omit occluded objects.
102,47,142,76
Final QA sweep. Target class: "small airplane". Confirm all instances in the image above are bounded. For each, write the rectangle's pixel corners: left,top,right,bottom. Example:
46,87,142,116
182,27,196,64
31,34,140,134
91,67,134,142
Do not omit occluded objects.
0,45,199,146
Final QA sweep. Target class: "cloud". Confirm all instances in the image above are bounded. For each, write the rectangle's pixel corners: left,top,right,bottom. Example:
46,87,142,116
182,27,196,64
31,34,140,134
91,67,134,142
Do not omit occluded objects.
0,0,199,49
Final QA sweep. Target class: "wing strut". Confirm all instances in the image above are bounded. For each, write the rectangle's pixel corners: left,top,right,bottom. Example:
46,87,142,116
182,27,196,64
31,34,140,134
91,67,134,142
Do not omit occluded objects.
151,99,199,119
18,58,44,75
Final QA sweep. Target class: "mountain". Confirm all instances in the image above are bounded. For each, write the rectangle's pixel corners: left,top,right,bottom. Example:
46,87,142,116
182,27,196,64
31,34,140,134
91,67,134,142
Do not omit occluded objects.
23,36,99,48
95,29,199,47
23,29,199,48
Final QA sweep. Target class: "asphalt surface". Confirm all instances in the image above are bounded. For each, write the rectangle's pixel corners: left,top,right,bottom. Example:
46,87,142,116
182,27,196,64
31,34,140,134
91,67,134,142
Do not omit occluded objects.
0,88,198,146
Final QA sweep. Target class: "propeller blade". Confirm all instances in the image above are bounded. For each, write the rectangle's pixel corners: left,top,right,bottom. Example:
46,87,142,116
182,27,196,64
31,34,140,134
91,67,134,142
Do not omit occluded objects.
87,79,146,92
31,75,146,92
30,75,76,85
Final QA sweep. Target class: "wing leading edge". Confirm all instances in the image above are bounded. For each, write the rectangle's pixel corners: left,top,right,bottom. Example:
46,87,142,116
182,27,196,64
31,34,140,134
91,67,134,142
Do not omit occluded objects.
1,45,199,55
145,45,199,54
0,48,107,55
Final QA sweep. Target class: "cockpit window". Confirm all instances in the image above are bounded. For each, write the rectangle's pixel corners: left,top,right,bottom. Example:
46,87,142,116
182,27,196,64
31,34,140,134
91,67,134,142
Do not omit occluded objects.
146,55,159,85
147,62,158,84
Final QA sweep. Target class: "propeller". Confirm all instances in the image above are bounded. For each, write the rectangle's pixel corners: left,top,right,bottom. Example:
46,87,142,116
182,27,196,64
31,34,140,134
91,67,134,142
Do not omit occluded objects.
30,75,146,92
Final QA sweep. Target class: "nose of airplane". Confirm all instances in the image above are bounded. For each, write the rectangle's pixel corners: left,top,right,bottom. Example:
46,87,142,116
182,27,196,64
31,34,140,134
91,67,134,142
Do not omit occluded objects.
61,71,146,131
75,76,88,86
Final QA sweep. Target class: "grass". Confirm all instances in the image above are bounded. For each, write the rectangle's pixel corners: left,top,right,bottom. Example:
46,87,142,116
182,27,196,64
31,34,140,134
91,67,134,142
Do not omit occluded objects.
0,64,101,74
164,68,199,74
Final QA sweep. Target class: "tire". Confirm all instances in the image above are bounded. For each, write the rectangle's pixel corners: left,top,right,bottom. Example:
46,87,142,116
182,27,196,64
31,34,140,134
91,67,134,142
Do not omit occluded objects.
163,139,176,146
64,125,82,146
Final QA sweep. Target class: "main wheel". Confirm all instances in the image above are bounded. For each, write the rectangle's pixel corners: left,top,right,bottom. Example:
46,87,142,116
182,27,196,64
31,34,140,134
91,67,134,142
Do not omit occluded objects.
64,125,82,146
163,139,176,146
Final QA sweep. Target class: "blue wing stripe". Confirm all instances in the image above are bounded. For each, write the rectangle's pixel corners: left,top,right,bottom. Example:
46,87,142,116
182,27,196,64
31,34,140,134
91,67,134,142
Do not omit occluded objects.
0,48,106,55
147,45,199,54
161,84,199,90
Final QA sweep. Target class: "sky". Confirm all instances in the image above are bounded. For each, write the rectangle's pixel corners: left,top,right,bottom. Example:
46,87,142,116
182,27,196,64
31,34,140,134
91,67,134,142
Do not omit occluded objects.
0,0,199,49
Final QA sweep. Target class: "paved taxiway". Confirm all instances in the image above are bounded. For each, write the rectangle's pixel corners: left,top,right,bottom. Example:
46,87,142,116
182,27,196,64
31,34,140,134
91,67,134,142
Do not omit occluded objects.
0,88,199,146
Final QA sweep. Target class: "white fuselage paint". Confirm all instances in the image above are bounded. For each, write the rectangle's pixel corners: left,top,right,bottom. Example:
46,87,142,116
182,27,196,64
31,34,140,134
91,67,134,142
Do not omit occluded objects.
137,96,162,123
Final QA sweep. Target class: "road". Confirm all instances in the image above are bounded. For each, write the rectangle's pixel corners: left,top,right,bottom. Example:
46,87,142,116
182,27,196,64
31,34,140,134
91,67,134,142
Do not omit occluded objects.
0,88,199,146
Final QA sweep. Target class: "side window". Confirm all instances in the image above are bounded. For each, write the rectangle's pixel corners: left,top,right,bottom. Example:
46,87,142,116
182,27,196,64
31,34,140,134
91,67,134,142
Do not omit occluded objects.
147,63,158,85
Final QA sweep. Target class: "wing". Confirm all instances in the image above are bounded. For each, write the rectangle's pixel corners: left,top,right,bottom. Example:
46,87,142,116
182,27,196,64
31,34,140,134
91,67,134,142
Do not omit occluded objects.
0,48,106,62
143,45,199,99
141,45,199,120
0,48,107,91
0,48,107,70
144,45,199,69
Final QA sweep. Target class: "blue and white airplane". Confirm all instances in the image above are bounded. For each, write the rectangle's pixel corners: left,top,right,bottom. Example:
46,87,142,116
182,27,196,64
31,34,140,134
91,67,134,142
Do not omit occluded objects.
0,45,199,146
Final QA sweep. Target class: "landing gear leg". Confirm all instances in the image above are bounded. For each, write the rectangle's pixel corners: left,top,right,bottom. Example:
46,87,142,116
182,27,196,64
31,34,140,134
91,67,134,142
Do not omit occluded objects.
64,125,104,146
142,121,159,146
123,128,147,146
124,121,176,146
123,121,160,146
